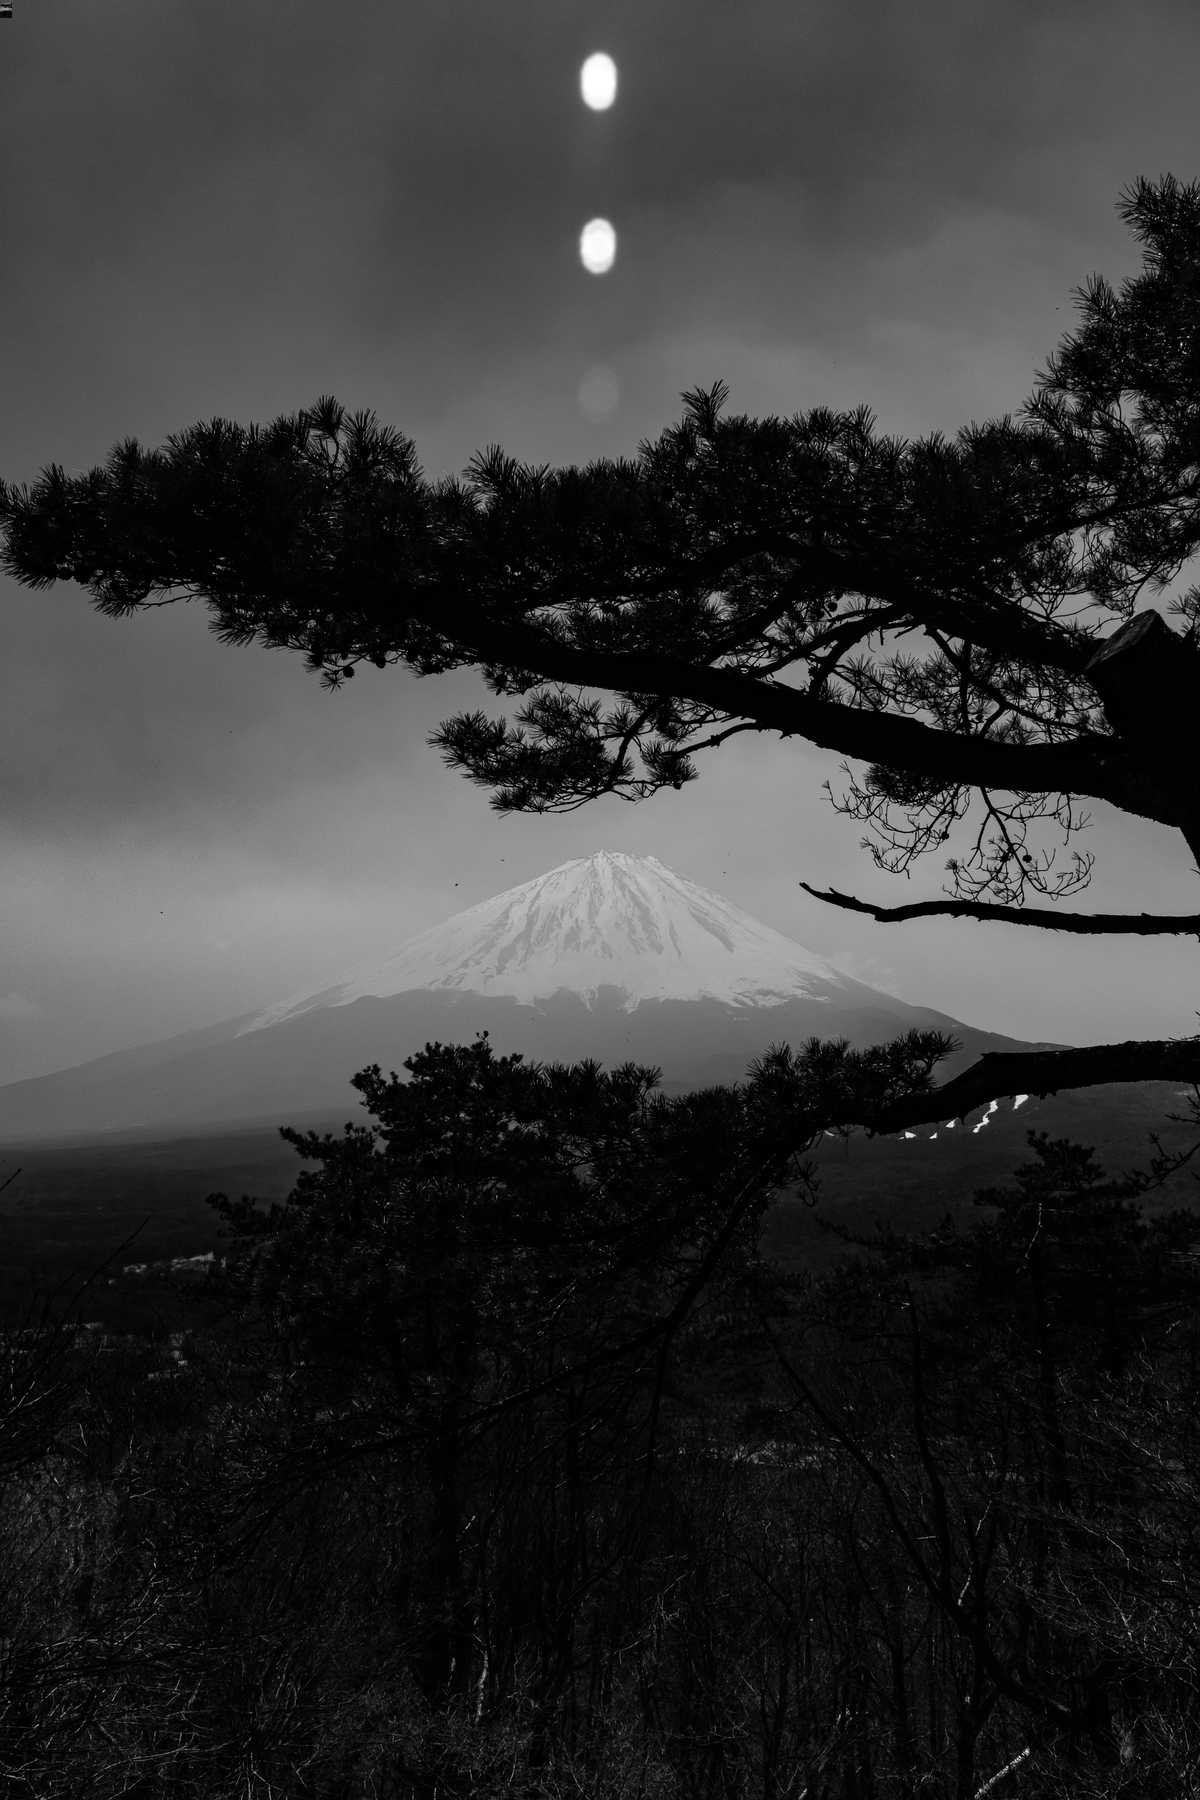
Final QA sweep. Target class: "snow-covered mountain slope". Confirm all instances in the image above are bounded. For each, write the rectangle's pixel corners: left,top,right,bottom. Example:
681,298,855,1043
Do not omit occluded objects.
235,851,854,1035
0,852,1065,1144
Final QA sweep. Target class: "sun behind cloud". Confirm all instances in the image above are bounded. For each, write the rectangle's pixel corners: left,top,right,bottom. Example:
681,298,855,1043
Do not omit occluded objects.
579,52,618,111
579,218,616,274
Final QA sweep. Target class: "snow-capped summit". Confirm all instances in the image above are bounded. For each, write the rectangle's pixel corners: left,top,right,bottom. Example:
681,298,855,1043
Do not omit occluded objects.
235,851,852,1036
0,850,1062,1143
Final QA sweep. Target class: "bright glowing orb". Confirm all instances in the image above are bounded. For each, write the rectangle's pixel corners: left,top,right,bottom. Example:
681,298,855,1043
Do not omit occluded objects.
580,52,618,110
579,217,616,274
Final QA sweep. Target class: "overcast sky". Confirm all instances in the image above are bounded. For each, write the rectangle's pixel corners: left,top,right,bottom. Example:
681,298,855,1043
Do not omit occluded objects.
1,0,1198,1085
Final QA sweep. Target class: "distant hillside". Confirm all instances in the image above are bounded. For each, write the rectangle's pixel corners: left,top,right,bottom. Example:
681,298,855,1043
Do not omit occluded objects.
0,1078,1193,1334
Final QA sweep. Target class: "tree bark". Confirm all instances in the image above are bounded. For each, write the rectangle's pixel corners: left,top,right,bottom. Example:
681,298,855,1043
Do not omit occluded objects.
1083,612,1200,868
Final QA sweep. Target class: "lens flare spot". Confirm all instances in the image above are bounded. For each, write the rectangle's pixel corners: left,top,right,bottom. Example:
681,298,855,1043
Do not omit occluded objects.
580,52,618,110
578,365,621,420
579,217,616,275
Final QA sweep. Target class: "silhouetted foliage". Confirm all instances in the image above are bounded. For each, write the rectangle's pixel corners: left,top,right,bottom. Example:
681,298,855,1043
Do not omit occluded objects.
7,177,1200,1122
7,170,1200,1790
0,1039,1198,1794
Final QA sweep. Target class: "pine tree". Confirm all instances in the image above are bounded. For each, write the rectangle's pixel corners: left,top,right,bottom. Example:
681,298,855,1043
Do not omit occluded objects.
6,176,1200,1126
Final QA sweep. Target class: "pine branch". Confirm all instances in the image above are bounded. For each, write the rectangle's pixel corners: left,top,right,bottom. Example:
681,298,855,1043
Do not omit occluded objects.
437,605,1182,829
800,882,1200,937
865,1036,1200,1135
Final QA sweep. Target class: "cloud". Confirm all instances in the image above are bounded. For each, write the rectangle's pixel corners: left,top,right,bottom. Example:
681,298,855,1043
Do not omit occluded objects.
0,992,41,1020
1,0,1196,1086
822,952,906,998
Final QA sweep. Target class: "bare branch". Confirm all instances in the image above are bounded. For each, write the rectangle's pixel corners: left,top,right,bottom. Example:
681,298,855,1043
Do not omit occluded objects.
973,1746,1032,1800
800,882,1200,937
866,1036,1200,1136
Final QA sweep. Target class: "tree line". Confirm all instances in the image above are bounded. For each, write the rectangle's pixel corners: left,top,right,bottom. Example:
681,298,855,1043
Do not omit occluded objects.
0,1032,1198,1795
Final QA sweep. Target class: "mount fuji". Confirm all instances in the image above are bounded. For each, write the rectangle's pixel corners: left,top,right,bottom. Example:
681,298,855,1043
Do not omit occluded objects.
0,851,1061,1144
236,851,882,1028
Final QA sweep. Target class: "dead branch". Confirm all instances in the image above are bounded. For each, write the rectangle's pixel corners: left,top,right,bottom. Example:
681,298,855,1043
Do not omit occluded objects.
800,882,1200,937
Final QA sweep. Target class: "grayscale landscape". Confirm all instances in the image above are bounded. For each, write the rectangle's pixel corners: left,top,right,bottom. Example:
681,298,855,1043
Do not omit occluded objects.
1,5,1200,1794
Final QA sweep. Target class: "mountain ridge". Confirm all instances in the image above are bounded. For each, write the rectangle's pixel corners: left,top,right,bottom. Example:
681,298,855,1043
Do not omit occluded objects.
0,852,1068,1144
